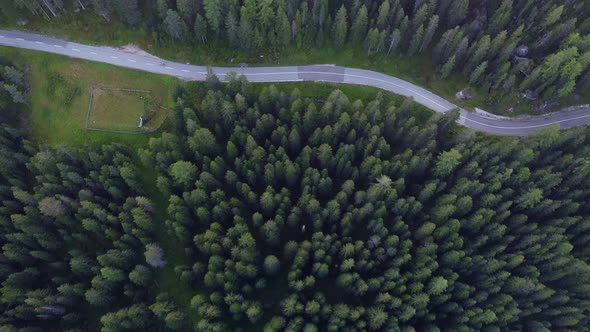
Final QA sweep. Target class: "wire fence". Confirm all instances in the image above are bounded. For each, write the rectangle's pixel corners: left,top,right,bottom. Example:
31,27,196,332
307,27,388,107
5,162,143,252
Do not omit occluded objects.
85,85,170,135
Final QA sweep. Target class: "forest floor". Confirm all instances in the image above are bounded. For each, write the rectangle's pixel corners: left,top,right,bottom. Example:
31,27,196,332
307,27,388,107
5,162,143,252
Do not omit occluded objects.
4,10,590,116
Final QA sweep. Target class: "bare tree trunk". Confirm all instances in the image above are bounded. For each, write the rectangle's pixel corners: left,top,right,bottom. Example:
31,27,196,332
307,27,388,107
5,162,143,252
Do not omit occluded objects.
17,0,48,19
387,33,397,56
77,0,86,10
40,0,58,18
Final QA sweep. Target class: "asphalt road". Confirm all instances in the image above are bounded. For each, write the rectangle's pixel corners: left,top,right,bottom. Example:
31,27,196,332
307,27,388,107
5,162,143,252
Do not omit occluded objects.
1,29,589,136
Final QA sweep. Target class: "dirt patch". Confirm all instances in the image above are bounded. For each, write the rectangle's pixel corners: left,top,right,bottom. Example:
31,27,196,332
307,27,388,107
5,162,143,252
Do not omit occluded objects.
64,62,85,80
119,44,160,60
92,86,105,99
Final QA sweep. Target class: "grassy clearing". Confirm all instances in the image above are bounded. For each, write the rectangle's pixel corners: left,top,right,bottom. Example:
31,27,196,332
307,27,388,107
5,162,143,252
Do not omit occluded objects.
0,46,176,147
89,88,147,132
89,88,167,132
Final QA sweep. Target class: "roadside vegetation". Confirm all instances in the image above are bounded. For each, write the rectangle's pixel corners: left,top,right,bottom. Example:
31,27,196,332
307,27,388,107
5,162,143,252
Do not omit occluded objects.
2,1,590,114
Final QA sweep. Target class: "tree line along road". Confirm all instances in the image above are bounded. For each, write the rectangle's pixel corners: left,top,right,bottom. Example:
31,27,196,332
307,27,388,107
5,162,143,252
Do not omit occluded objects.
1,29,590,136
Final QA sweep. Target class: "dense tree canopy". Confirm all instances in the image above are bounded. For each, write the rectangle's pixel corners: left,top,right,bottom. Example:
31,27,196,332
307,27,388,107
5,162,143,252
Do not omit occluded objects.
2,61,590,330
138,74,590,330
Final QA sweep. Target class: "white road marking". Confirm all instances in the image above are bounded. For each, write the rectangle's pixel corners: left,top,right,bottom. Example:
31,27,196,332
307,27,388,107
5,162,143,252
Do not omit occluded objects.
127,59,136,63
0,36,4,38
458,116,466,126
35,41,44,44
54,45,62,48
72,48,81,52
262,79,305,82
146,63,155,66
90,52,97,55
181,69,190,73
165,66,175,70
110,56,118,59
460,114,590,130
15,38,24,41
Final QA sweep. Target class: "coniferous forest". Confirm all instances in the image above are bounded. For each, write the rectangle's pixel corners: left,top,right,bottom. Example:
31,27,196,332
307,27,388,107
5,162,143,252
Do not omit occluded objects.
1,64,590,330
3,0,590,101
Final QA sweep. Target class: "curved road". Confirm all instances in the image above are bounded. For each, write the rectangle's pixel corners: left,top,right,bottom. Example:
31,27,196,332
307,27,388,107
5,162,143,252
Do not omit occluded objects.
1,29,589,136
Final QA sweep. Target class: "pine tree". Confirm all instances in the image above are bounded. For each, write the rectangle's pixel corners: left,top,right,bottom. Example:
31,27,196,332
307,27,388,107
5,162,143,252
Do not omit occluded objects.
439,55,456,78
275,11,291,48
544,5,564,28
165,311,186,330
163,9,186,40
408,25,424,56
464,35,490,74
446,0,469,27
238,13,255,53
434,148,462,177
156,0,168,19
225,11,239,47
366,28,381,55
488,31,508,66
411,4,430,31
367,306,388,330
432,27,460,66
558,56,582,97
350,5,368,45
420,15,439,53
469,61,488,85
176,0,196,23
203,0,222,34
110,0,141,25
169,160,197,189
310,0,326,29
333,5,348,47
263,255,281,275
129,265,152,286
194,14,208,44
488,0,512,35
145,244,167,268
387,29,402,55
376,0,390,30
101,304,154,331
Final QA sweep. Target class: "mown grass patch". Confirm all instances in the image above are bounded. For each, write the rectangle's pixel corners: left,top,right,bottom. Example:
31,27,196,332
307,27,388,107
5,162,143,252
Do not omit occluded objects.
89,88,146,132
88,88,167,133
0,46,176,147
